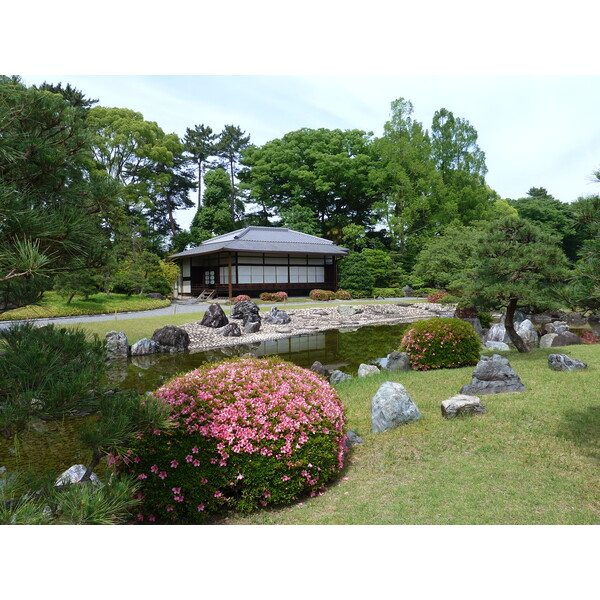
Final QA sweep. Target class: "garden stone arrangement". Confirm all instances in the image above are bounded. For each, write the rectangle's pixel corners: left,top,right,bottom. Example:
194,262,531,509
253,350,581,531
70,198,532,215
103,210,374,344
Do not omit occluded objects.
460,354,526,395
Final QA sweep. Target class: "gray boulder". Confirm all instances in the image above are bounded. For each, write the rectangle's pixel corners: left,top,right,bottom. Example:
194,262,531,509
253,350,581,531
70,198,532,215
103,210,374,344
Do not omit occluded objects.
330,370,352,385
105,331,129,359
485,323,510,344
219,322,241,337
516,319,539,348
310,361,330,378
542,320,569,335
358,363,380,378
146,292,165,300
484,341,510,351
263,307,291,325
402,285,415,297
243,314,261,334
460,354,525,395
200,304,229,328
231,300,260,324
540,333,558,348
338,305,361,316
55,464,100,486
131,337,160,356
152,325,190,352
441,394,487,419
461,318,483,337
346,430,364,448
550,331,582,347
384,351,411,372
547,354,588,371
371,381,421,433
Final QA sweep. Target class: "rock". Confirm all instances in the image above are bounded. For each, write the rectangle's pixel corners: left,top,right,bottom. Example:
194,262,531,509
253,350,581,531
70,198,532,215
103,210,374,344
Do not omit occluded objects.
262,307,291,325
402,285,415,297
516,319,539,348
501,310,527,327
338,305,359,316
146,292,165,300
461,318,483,337
243,315,261,334
131,337,160,356
566,312,587,326
460,354,525,395
371,381,421,433
548,354,588,371
384,351,410,372
484,341,510,351
231,300,261,324
310,361,330,378
550,331,582,347
441,394,487,419
485,323,510,344
200,304,229,328
219,322,241,337
55,464,100,486
542,320,569,335
346,430,364,448
276,327,293,333
152,325,190,352
105,331,129,358
330,370,352,385
358,363,380,378
540,333,558,348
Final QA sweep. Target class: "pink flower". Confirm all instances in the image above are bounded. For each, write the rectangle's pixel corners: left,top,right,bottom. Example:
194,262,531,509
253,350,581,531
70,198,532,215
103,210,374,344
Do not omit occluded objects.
150,464,159,473
197,504,205,512
159,471,167,480
170,460,178,468
193,459,201,467
138,473,147,480
172,487,181,495
214,490,222,498
185,455,194,463
192,446,199,454
149,515,156,522
166,505,174,512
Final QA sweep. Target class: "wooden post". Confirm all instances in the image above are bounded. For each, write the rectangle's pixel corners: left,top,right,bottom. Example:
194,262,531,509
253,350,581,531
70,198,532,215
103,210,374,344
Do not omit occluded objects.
228,253,233,301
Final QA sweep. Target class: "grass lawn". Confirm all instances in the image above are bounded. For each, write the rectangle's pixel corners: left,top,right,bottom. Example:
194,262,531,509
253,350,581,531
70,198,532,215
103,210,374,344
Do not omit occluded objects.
0,291,171,320
222,344,600,525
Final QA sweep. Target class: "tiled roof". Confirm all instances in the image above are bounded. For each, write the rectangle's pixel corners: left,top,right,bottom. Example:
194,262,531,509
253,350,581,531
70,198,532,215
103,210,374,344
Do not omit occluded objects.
170,226,348,258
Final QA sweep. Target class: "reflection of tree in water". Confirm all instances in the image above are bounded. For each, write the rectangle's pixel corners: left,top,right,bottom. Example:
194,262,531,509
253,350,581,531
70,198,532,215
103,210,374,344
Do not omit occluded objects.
336,324,410,366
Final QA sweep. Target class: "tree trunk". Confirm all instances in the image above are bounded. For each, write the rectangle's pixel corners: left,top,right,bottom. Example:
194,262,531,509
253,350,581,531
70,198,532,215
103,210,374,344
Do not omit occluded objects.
198,159,203,209
80,448,102,483
229,159,236,222
505,298,529,353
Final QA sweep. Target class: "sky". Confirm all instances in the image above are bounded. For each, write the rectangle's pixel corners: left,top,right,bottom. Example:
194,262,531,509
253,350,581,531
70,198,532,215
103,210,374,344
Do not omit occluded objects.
18,74,600,230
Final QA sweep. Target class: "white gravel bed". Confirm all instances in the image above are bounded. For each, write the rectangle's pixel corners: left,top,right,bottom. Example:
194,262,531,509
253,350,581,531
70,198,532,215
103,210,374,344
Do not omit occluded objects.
179,303,455,352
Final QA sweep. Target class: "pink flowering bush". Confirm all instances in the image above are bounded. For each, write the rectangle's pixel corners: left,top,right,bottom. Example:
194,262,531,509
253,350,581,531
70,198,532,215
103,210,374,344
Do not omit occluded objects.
233,295,251,304
334,290,352,300
113,357,347,523
400,317,481,371
309,289,336,301
580,330,599,344
259,291,288,302
427,290,451,303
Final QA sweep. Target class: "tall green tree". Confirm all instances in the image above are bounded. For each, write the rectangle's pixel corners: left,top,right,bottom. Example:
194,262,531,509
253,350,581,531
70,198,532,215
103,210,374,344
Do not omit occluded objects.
464,216,570,352
217,124,250,222
240,128,376,236
183,124,218,209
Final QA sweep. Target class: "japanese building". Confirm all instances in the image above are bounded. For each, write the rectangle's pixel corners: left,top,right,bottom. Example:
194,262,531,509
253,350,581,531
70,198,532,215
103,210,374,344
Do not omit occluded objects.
170,226,348,298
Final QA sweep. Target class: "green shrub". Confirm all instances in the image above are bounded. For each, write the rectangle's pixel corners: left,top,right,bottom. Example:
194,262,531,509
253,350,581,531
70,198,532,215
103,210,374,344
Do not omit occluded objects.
373,287,403,298
334,289,352,300
259,291,288,302
344,289,371,299
338,252,375,294
478,312,494,329
309,289,336,301
400,317,481,371
114,357,347,523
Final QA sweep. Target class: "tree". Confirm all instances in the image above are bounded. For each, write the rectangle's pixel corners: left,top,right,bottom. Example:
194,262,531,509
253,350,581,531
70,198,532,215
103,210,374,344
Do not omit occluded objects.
278,203,320,236
0,77,110,313
216,124,251,222
464,217,570,352
338,252,375,294
240,128,376,236
183,124,218,209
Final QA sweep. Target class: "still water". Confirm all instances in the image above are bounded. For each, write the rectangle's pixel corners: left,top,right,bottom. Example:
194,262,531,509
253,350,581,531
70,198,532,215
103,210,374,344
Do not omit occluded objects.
0,324,409,475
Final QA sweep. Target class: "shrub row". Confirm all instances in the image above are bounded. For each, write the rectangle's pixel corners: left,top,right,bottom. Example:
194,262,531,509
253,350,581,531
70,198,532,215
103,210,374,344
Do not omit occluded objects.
259,291,288,302
309,289,353,301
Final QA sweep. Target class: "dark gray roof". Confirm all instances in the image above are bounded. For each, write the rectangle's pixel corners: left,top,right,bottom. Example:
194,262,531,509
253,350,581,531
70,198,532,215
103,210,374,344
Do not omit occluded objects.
170,226,348,259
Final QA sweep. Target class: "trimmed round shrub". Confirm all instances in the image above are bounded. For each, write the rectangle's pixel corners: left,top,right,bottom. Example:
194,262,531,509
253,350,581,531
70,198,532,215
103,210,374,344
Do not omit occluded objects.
259,291,287,302
309,289,336,301
113,357,347,523
334,289,352,300
233,294,251,304
400,317,481,371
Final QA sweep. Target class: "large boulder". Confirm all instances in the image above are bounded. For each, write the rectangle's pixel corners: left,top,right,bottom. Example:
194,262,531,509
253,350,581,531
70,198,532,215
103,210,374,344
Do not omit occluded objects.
262,307,291,325
402,285,415,297
484,341,510,351
516,319,539,349
131,337,160,356
542,320,569,335
540,333,558,348
310,361,330,378
460,354,525,395
358,363,380,378
371,381,421,433
231,300,261,324
243,314,261,334
485,323,510,344
441,394,487,419
461,318,483,337
548,354,588,371
550,331,582,347
338,305,361,317
384,351,410,372
152,325,190,353
105,331,129,359
200,304,229,328
55,464,100,486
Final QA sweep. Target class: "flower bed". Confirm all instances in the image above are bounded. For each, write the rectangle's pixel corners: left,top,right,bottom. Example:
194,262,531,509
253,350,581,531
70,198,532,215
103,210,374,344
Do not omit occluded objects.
113,357,347,523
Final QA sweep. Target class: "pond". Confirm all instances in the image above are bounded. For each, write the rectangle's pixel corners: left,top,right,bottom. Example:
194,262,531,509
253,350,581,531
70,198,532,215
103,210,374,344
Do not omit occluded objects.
0,323,410,475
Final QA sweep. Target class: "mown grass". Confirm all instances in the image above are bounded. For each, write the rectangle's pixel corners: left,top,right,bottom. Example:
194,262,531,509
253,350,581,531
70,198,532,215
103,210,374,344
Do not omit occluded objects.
223,344,600,525
0,291,171,320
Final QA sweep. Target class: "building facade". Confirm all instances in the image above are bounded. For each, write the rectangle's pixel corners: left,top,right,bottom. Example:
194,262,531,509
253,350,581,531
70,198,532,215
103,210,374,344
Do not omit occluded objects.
170,226,348,298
